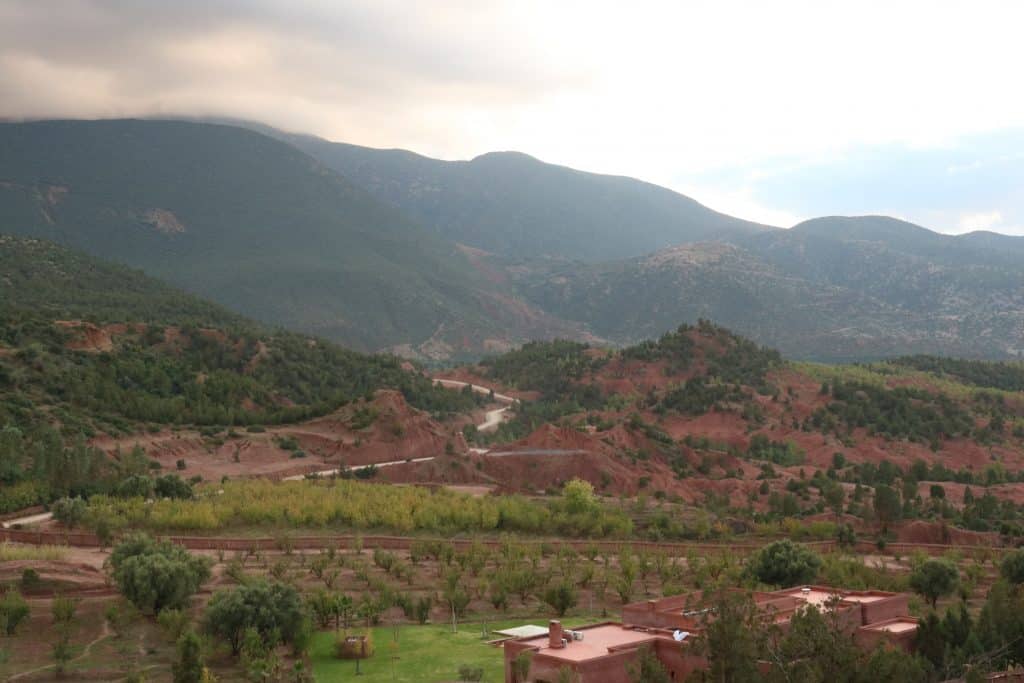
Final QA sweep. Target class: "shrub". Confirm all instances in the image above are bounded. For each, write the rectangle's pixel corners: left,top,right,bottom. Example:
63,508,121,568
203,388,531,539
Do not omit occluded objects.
20,568,41,591
458,665,485,682
158,608,191,641
154,474,193,500
335,631,374,660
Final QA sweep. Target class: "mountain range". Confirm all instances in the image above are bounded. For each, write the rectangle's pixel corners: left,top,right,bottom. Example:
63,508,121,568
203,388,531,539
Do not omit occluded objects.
1,117,1021,361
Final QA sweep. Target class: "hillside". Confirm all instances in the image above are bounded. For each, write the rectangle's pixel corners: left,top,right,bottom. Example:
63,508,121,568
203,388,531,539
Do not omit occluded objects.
279,132,773,261
504,217,1024,361
0,236,486,511
434,322,1024,538
278,127,1024,361
0,119,584,360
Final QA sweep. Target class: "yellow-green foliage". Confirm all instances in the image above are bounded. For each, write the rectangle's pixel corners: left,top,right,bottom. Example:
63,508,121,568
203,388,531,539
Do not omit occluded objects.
0,541,68,562
335,630,374,660
794,360,1017,403
84,479,633,538
817,553,908,592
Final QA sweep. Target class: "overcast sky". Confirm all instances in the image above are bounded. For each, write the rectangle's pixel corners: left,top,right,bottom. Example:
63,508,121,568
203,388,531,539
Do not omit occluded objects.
1,0,1021,234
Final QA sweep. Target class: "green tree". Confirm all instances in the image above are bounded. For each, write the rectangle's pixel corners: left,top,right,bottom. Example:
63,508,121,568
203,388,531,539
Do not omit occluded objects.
173,629,205,683
763,603,860,682
203,580,304,656
910,559,959,609
855,647,932,682
745,540,822,587
872,485,902,533
822,482,845,520
696,590,766,683
110,534,212,614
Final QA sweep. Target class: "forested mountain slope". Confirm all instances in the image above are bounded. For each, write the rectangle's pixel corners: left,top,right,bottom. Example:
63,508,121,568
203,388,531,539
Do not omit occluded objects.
279,132,773,261
0,235,478,445
0,119,582,359
507,216,1024,361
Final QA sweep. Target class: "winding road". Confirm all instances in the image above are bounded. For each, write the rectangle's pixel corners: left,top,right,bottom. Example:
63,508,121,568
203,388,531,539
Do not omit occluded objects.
283,379,520,481
4,380,559,519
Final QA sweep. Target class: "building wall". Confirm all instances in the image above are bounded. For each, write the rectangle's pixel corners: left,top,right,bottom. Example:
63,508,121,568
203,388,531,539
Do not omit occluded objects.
858,595,910,626
854,626,916,653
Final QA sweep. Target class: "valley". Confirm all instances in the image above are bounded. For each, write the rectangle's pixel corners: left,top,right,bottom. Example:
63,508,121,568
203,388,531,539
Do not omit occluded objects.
1,122,1023,682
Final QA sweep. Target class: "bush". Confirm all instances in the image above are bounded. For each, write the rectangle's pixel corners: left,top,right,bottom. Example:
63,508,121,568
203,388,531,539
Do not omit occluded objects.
335,631,374,660
20,568,41,591
745,539,822,587
458,665,485,682
154,474,193,500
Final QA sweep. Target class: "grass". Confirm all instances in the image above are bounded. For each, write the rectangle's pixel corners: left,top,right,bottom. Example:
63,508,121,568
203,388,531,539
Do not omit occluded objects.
310,619,586,682
0,541,68,561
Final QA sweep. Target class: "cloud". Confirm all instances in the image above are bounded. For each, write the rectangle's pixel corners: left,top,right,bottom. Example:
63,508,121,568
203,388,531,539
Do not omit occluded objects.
958,211,1004,232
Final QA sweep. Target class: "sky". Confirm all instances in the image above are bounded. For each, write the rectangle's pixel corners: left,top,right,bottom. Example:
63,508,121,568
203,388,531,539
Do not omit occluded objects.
1,0,1022,234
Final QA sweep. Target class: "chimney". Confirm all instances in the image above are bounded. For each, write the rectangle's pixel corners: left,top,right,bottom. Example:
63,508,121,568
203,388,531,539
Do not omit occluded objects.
549,620,564,649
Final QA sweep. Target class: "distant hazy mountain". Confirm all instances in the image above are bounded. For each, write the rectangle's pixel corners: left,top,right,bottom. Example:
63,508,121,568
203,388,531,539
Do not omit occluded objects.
279,133,773,261
0,119,584,359
4,117,1022,362
508,216,1024,361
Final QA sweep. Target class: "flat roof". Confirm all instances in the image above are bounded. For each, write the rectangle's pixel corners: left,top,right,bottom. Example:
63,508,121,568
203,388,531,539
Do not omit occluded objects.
494,625,549,639
841,594,888,604
861,618,918,634
774,587,841,608
518,624,661,663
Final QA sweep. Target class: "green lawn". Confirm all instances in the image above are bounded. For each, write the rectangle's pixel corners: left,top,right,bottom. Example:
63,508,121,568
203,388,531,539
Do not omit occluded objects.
310,619,585,682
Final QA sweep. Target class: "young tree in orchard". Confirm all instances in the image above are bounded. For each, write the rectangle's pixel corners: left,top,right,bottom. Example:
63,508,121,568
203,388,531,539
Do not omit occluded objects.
542,581,578,618
173,629,205,683
910,559,960,609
